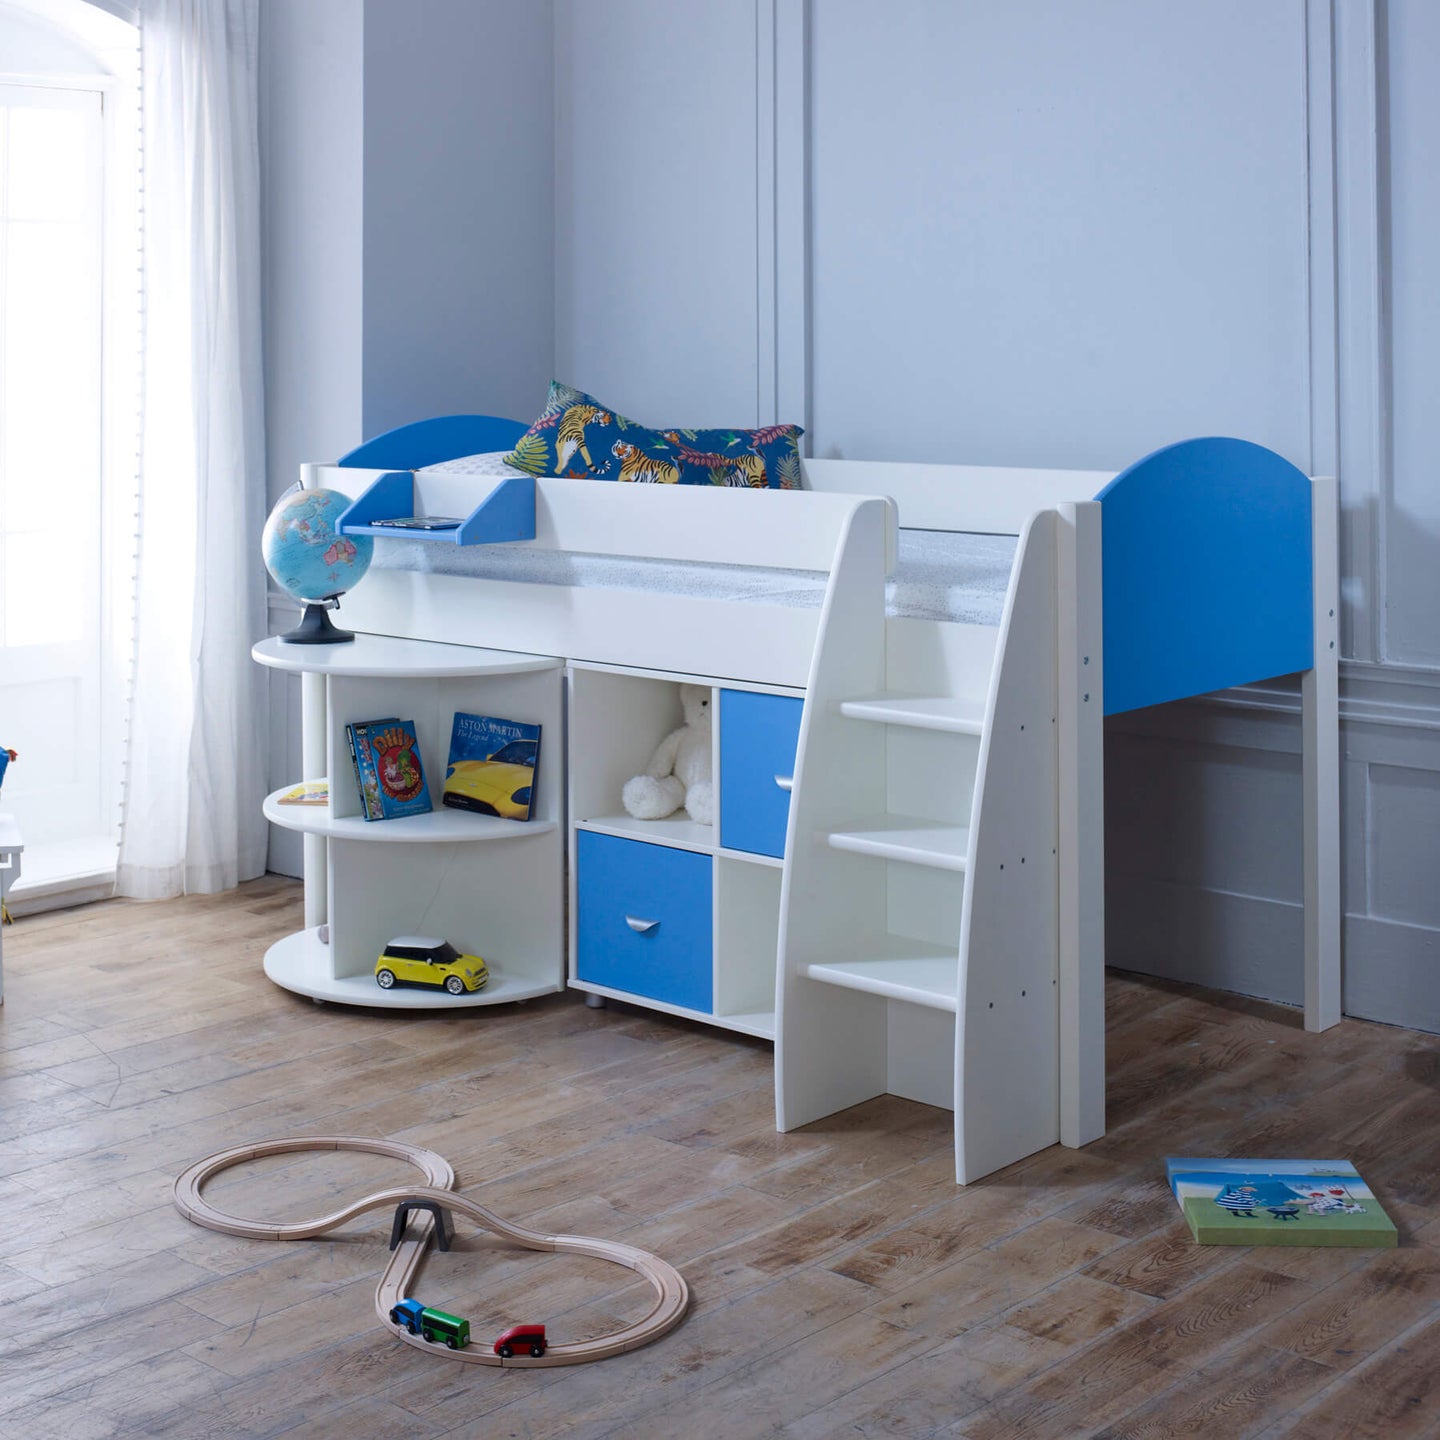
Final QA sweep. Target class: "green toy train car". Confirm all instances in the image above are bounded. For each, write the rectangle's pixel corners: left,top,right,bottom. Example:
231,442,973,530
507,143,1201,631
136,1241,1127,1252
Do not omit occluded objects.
389,1297,470,1349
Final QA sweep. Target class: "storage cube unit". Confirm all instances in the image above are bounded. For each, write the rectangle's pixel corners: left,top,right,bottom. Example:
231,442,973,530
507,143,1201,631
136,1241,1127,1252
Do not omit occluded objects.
567,662,803,1038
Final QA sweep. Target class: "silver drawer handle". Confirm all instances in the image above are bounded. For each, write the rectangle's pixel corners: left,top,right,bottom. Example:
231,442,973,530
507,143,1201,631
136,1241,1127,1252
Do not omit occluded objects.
625,916,660,934
774,774,793,792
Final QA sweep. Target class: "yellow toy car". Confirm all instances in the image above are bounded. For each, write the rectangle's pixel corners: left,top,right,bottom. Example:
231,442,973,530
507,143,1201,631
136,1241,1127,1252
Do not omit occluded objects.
442,738,538,820
375,937,488,995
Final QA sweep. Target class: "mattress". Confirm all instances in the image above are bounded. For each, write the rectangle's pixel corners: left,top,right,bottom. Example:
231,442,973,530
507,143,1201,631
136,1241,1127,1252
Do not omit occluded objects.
367,452,1016,627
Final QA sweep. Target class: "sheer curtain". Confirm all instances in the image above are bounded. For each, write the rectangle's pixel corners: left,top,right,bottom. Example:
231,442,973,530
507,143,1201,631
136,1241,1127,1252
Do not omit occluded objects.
118,0,267,898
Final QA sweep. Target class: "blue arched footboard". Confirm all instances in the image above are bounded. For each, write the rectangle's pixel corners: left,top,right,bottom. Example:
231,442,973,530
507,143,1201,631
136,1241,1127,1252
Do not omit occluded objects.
1096,437,1314,715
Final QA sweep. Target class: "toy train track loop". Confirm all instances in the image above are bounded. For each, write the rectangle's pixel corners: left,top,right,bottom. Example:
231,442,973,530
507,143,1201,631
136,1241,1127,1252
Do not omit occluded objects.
173,1135,689,1367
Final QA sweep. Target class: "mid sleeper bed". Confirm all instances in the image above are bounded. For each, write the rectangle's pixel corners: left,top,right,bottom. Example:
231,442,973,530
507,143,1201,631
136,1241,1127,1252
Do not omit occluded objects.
262,417,1339,1185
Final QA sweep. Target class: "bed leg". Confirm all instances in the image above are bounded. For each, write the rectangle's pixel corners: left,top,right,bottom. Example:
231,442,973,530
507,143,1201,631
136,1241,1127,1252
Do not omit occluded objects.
1057,501,1105,1148
1302,476,1341,1031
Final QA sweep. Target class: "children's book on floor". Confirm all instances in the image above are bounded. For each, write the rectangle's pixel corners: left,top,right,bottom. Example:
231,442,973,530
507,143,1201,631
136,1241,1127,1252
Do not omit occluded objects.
347,719,432,820
442,712,541,821
1166,1158,1397,1247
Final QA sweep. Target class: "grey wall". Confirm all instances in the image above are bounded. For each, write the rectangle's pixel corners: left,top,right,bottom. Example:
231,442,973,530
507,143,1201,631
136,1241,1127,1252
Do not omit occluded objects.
809,1,1311,470
259,0,554,874
260,0,365,877
552,0,1440,1033
362,0,554,436
554,0,760,426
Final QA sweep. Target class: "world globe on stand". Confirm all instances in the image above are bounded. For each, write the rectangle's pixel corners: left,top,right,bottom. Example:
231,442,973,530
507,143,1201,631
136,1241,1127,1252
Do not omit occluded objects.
262,487,375,644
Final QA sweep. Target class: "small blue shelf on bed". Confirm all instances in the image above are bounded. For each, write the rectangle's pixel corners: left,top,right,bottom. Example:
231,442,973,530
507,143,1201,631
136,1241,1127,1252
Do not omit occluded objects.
337,468,536,546
334,412,535,547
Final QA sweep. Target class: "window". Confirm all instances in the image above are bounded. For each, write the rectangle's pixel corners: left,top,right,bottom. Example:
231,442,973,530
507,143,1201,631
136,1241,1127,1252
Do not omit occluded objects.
0,2,139,897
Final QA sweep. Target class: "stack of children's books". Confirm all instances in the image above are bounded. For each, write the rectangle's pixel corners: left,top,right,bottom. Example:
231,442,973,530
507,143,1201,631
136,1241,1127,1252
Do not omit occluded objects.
1166,1158,1397,1246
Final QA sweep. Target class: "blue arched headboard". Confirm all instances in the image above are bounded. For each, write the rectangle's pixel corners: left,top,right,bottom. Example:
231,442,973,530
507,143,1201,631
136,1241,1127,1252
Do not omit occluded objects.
338,414,527,471
1096,437,1313,715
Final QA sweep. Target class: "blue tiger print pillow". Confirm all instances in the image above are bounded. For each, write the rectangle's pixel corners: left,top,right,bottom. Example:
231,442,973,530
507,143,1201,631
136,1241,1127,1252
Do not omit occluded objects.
504,381,803,489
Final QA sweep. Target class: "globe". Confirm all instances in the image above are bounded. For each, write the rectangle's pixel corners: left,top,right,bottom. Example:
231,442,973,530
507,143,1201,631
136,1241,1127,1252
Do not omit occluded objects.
262,487,375,644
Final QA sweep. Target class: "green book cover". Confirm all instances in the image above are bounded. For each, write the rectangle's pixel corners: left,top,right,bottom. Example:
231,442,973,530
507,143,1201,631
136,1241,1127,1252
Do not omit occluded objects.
1165,1158,1397,1247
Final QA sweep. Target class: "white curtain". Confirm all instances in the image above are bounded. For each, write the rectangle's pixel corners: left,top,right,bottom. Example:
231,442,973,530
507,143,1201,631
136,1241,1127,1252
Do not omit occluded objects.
118,0,267,897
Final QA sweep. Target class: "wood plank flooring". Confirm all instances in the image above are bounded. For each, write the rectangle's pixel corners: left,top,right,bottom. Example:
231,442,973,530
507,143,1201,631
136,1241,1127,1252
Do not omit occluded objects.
2,876,1438,1438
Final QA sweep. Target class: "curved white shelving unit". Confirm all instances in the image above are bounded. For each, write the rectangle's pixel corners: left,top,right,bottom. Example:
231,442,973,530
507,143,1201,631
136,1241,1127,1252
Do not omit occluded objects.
263,788,557,843
252,633,560,679
254,630,565,1011
264,929,559,1009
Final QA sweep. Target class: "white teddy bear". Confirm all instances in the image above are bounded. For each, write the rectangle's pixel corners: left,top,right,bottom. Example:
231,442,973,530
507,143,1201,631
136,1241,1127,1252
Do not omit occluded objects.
621,684,714,825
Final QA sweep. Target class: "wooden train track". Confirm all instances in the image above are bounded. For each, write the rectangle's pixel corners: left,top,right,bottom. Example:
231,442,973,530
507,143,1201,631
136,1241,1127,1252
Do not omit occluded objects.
173,1136,689,1367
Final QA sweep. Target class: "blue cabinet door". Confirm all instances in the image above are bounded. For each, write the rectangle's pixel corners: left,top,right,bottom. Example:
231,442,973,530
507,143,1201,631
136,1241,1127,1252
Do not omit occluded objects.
719,690,803,858
576,832,712,1012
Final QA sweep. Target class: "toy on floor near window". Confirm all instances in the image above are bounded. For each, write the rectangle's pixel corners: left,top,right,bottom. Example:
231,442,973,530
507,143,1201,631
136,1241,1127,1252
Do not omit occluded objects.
621,684,713,825
0,747,14,793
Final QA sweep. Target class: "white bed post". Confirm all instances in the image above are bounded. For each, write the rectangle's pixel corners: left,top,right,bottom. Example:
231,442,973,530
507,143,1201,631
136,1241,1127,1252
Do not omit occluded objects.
1302,476,1341,1031
1056,501,1105,1147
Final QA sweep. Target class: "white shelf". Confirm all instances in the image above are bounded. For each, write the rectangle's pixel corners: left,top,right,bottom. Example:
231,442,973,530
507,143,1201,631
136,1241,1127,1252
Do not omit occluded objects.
252,634,561,679
573,817,783,868
826,816,970,872
718,846,784,869
568,979,774,1040
575,813,716,855
802,940,958,1012
714,1009,776,1040
264,787,556,843
264,929,562,1009
837,693,985,735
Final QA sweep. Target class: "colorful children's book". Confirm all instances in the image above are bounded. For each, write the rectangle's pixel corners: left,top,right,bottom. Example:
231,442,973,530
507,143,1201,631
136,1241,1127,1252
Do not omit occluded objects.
275,780,329,807
345,719,389,819
442,713,541,821
347,719,432,820
1166,1158,1397,1247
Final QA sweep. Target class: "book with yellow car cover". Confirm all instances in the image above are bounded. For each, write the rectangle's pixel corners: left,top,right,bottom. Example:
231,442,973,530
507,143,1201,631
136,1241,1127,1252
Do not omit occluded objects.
442,713,541,821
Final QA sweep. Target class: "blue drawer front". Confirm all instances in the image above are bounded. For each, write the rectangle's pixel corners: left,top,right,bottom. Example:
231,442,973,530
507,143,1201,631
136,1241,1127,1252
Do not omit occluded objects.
576,832,712,1012
720,690,804,858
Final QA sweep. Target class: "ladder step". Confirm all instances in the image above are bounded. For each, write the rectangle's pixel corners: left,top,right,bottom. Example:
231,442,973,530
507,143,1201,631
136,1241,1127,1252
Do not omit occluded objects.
826,816,970,872
837,693,985,735
802,943,958,1011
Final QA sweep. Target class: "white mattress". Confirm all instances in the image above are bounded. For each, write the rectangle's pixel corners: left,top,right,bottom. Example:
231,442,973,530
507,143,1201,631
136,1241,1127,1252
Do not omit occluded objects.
368,452,1016,626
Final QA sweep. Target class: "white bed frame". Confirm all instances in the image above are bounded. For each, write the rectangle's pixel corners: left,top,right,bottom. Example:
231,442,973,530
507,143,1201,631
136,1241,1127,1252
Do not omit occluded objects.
300,441,1339,1185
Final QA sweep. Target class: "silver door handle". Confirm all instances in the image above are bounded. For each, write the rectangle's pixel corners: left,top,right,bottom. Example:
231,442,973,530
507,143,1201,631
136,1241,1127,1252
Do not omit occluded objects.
774,775,793,792
625,916,660,934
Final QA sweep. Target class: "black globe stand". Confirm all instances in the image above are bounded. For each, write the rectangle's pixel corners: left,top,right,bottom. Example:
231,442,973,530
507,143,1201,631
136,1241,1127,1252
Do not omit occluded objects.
280,597,355,645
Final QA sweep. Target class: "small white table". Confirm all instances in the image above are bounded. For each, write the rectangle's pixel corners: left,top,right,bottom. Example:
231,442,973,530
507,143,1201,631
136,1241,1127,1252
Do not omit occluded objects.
0,813,23,1005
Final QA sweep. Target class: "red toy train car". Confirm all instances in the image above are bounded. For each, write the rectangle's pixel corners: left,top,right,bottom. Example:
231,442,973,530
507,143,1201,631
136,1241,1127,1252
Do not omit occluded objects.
494,1324,546,1358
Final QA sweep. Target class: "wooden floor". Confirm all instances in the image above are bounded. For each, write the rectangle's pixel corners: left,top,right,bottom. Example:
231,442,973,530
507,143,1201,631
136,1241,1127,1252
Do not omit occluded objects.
2,877,1439,1438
